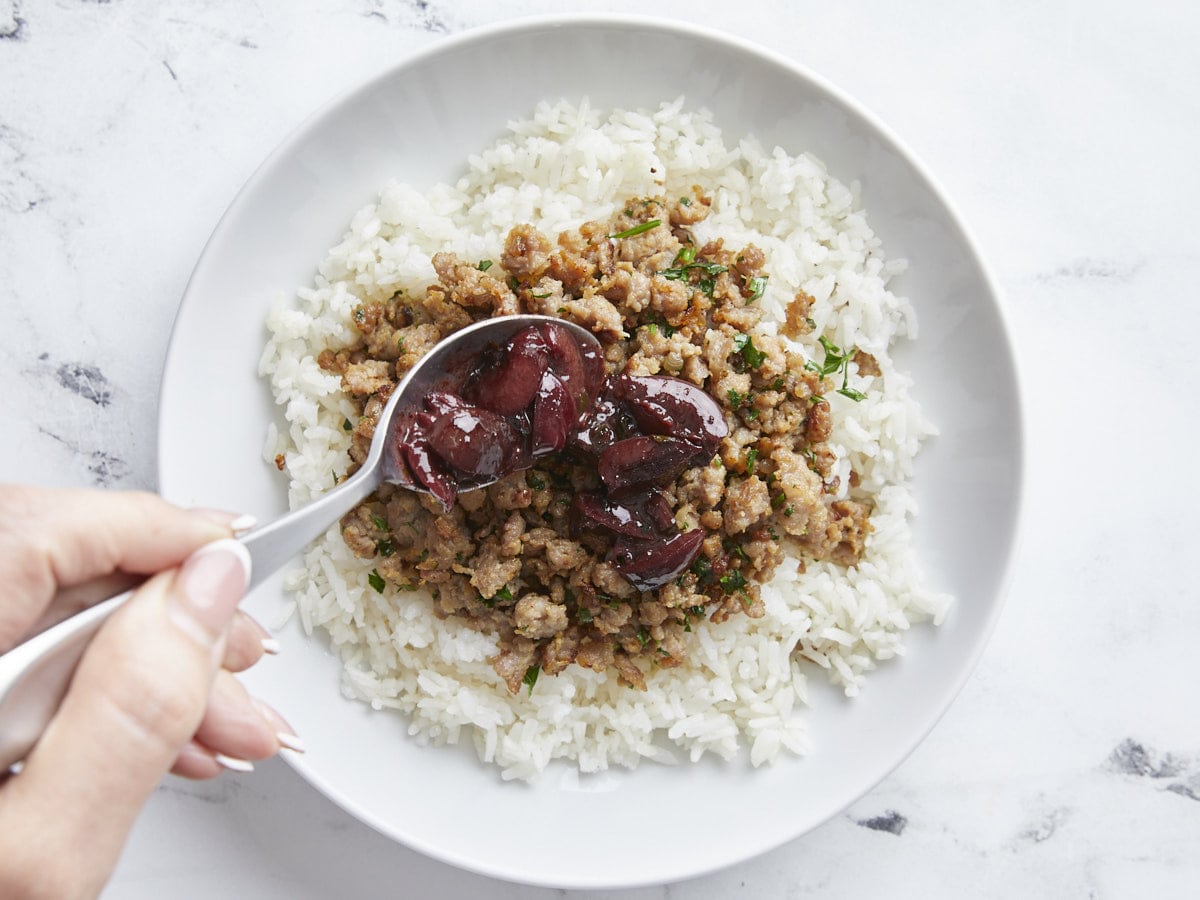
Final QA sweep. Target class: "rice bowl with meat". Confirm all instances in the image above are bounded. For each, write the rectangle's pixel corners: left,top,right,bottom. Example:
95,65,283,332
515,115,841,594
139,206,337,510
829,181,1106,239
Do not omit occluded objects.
259,98,951,780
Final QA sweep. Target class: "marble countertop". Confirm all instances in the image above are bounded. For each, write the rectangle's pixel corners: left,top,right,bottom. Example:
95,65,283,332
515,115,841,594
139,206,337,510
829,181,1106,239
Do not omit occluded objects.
3,1,1198,897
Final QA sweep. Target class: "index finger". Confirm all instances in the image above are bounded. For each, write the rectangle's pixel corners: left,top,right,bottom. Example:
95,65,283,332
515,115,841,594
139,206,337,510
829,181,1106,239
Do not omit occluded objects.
0,486,242,651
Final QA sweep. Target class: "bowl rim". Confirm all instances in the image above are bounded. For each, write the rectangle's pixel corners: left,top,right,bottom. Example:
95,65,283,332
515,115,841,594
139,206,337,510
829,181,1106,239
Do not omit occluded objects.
158,11,1026,888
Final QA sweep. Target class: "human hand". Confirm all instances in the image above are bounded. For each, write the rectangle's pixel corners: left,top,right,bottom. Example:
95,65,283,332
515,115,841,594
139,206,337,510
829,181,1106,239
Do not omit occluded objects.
0,486,300,898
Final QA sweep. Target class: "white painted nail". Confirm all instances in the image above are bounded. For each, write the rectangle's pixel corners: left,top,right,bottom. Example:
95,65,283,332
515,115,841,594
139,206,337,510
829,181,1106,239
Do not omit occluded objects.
214,753,255,773
276,732,307,753
260,637,281,655
229,513,258,533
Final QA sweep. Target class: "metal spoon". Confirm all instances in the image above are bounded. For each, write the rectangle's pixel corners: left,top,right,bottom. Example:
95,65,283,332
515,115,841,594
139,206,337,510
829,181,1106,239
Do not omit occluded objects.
0,314,602,770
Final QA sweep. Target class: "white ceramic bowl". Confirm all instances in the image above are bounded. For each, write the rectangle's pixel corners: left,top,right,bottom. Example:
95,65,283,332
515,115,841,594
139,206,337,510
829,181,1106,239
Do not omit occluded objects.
159,15,1022,889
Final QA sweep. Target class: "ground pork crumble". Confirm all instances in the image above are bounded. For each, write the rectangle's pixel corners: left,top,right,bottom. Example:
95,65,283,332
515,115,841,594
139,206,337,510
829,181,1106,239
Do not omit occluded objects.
320,191,874,692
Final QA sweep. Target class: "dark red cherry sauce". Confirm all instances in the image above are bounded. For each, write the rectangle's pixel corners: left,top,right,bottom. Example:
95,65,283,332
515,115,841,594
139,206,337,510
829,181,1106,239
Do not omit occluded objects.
392,322,727,591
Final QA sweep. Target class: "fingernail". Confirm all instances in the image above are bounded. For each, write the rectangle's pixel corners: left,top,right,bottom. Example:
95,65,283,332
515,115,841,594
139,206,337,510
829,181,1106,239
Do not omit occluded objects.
276,732,306,753
255,699,305,753
189,508,258,533
169,539,252,645
239,611,280,654
229,514,258,533
214,753,255,773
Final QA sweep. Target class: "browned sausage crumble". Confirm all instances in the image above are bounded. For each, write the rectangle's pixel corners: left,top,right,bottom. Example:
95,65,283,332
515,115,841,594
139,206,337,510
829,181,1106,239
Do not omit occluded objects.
322,192,872,692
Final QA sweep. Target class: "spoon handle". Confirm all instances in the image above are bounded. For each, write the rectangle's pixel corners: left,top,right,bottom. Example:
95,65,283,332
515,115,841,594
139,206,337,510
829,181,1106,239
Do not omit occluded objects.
239,465,382,593
0,466,383,772
0,589,134,771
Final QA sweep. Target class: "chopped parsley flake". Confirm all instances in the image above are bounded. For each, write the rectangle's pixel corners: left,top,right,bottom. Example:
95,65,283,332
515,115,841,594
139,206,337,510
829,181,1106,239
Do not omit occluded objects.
810,335,867,402
745,448,759,475
746,275,768,302
523,665,540,692
734,333,767,369
477,259,493,271
673,244,697,266
659,259,727,297
376,538,395,557
719,569,747,594
577,608,594,624
342,418,353,431
371,515,388,532
367,570,385,593
495,586,513,603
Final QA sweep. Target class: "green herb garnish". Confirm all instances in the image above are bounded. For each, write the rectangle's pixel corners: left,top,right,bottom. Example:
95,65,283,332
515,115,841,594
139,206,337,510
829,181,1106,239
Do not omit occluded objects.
523,665,540,693
734,333,767,369
746,275,768,302
719,570,747,594
806,335,868,402
679,196,692,206
673,244,697,266
636,627,651,648
727,388,745,408
342,418,353,431
371,515,388,531
367,570,385,593
745,448,759,475
659,259,727,298
376,538,395,557
477,259,493,271
660,259,726,280
578,608,594,625
526,471,546,490
609,219,661,240
495,586,513,603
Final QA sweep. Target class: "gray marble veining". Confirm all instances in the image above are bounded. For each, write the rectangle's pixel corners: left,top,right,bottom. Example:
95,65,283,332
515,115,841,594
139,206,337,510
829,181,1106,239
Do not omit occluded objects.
2,1,1198,897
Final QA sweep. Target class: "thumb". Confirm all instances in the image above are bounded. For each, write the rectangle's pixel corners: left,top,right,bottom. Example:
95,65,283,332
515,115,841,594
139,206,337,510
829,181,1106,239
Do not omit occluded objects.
0,539,250,898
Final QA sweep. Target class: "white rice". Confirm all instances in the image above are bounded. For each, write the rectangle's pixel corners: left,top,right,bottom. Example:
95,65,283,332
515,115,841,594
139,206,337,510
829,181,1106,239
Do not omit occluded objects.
259,99,951,780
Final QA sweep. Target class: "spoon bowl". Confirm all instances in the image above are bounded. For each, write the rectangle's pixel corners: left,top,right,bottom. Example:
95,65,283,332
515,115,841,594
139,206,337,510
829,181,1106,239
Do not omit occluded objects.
241,313,601,589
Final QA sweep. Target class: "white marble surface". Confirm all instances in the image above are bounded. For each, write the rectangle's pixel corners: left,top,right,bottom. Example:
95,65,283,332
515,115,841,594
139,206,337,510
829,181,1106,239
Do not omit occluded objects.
2,1,1198,897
